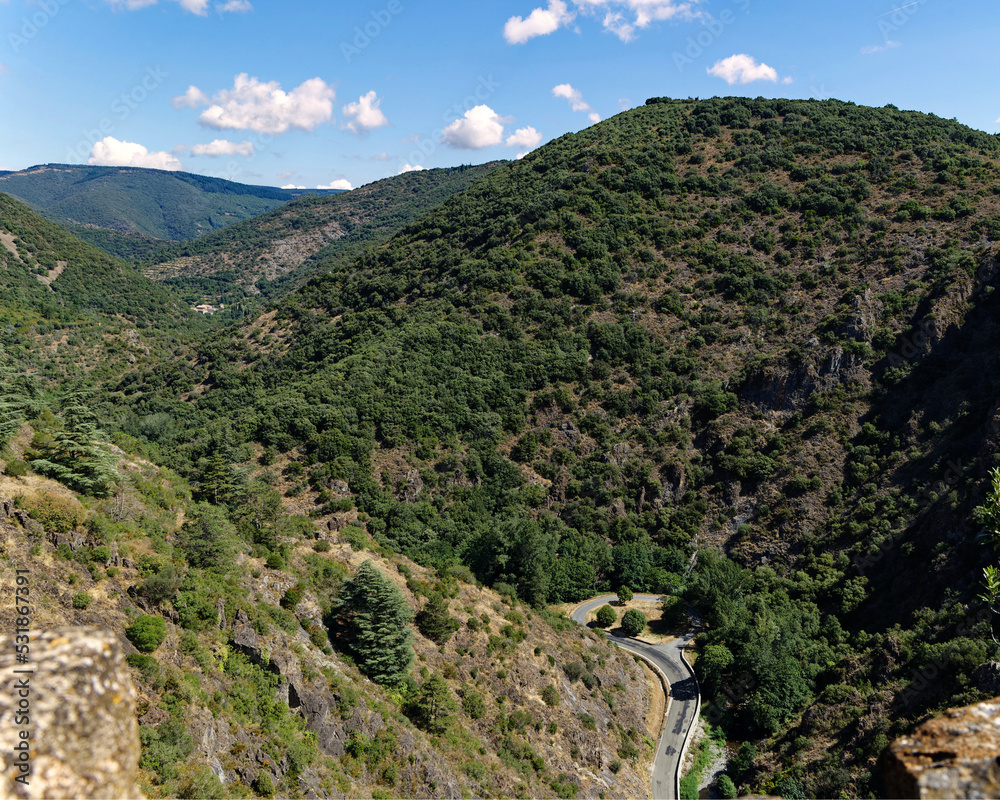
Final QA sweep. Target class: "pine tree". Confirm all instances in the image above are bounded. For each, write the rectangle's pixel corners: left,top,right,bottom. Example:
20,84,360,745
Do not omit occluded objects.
29,404,119,496
330,560,413,685
415,593,460,644
407,671,455,734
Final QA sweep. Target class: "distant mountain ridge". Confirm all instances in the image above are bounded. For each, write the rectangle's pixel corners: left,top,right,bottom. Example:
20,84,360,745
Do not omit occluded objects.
0,164,345,260
142,162,505,308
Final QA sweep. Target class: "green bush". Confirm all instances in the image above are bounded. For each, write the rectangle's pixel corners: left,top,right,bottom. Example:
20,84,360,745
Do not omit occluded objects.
15,492,84,533
462,690,487,719
621,608,647,637
253,771,276,798
595,604,617,628
72,592,92,610
126,615,168,652
4,460,28,478
126,653,160,682
617,586,633,604
541,684,560,707
341,525,367,551
312,539,331,552
717,774,737,799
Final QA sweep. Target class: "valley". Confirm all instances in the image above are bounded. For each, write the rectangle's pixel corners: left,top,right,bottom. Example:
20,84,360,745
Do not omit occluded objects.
1,95,1000,798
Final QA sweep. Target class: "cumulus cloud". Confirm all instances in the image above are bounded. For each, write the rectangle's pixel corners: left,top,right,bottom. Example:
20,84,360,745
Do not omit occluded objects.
176,73,335,135
342,91,390,135
217,0,252,10
552,83,601,123
370,151,391,161
505,0,700,43
172,86,209,109
504,0,575,44
861,40,900,54
441,105,506,150
399,163,425,174
182,139,255,157
281,184,305,189
707,54,779,85
506,126,543,150
317,179,352,190
88,137,182,170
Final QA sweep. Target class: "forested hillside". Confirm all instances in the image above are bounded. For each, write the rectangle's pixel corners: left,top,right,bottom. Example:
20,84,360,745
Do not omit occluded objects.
142,163,503,309
4,96,1000,798
0,164,342,260
94,96,1000,797
0,192,197,380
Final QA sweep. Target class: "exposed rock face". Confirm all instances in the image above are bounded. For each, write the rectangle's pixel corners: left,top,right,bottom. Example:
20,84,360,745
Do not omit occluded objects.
0,627,141,799
883,697,1000,799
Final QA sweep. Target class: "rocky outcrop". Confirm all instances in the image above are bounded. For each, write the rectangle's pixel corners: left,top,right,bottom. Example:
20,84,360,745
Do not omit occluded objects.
883,697,1000,798
0,627,141,799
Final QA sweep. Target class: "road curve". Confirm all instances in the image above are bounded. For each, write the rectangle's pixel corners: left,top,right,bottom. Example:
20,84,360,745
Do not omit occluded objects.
571,595,700,800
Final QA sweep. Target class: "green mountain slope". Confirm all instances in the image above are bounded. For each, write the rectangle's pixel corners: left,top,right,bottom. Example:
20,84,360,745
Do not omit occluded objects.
141,163,504,308
0,192,198,382
95,96,1000,796
0,164,343,259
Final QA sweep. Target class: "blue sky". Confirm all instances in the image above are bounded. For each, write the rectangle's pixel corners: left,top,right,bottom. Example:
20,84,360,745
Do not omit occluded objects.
0,0,997,189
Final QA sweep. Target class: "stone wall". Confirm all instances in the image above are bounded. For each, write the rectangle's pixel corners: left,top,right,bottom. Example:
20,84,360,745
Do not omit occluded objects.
883,697,1000,799
0,627,141,799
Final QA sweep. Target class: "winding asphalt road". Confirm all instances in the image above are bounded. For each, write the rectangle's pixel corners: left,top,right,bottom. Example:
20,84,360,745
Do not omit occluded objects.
571,595,700,800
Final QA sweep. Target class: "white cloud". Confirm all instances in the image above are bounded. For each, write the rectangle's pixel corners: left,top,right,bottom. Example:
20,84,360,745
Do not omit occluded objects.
861,40,901,55
441,105,506,150
342,90,390,135
106,0,211,14
281,184,305,189
504,0,575,44
506,126,543,149
317,179,352,190
506,0,701,43
172,85,209,109
183,139,255,157
178,73,335,135
217,0,252,11
88,137,182,170
399,163,425,174
707,54,779,85
370,151,391,161
552,83,601,123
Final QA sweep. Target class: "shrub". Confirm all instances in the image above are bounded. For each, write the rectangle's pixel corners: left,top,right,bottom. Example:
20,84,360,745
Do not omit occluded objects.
462,690,487,719
126,615,168,652
717,775,737,799
15,492,84,533
621,608,647,637
563,661,585,682
4,460,28,478
595,604,617,628
312,539,331,552
72,592,92,610
541,684,560,707
126,653,160,682
341,525,367,551
254,771,276,798
265,553,285,570
617,586,633,604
